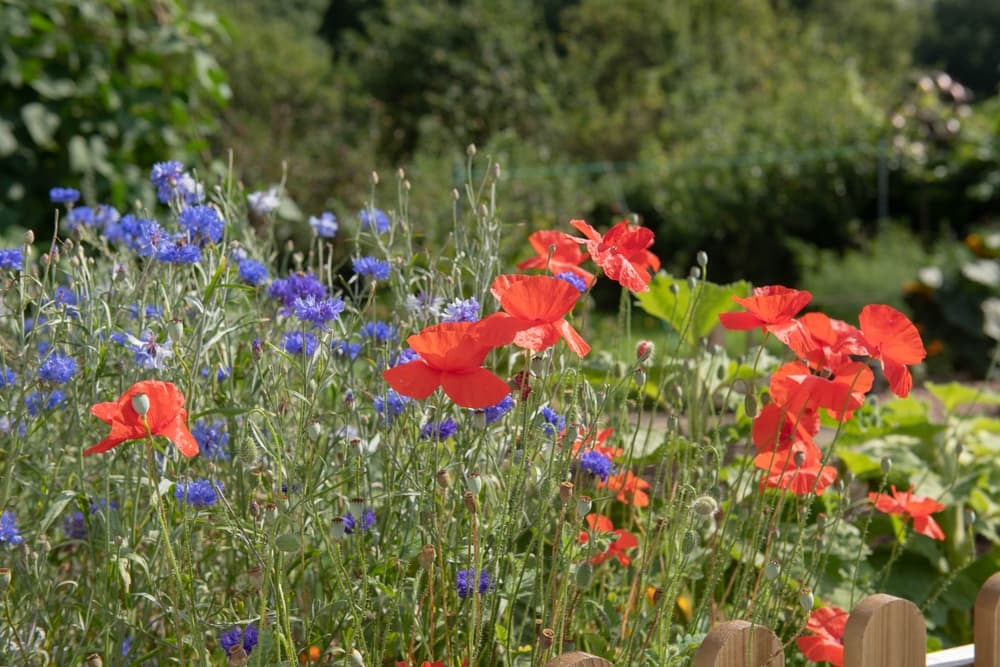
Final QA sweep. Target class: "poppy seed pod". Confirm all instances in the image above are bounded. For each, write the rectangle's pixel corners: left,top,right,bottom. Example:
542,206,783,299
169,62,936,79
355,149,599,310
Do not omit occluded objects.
349,498,365,518
331,517,347,542
463,491,478,514
130,393,150,418
436,468,450,489
799,588,814,612
86,654,103,667
576,495,592,517
559,481,574,504
764,560,781,581
418,544,436,571
465,471,482,495
538,628,555,650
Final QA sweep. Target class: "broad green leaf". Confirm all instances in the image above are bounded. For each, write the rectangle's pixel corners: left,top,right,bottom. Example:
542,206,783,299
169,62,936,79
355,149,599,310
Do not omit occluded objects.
926,381,1000,414
635,272,750,345
838,450,881,477
20,102,59,149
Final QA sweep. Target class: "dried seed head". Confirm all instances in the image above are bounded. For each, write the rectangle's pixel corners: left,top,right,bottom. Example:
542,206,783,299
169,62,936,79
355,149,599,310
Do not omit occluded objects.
331,517,346,542
436,468,450,489
86,654,104,667
538,628,555,650
418,544,436,571
463,491,477,514
559,481,574,504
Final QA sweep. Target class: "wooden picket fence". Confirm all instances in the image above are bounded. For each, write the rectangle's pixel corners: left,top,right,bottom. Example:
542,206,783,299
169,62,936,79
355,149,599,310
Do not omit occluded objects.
545,572,1000,667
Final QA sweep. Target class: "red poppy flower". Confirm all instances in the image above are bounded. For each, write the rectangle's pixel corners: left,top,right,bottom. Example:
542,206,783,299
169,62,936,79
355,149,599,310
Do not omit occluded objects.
754,441,837,496
517,230,595,286
858,304,926,398
579,514,639,566
768,361,873,423
382,322,511,409
719,285,814,351
486,274,590,357
598,471,651,507
790,312,868,373
869,485,945,540
751,402,820,453
570,219,660,292
796,606,848,667
84,380,199,457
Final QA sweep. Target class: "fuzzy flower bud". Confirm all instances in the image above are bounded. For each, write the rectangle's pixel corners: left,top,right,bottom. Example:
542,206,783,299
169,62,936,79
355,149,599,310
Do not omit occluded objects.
636,339,654,363
691,496,718,517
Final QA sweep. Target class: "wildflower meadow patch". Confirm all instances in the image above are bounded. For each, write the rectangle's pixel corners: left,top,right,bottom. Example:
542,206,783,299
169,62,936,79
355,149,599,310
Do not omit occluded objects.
1,154,999,666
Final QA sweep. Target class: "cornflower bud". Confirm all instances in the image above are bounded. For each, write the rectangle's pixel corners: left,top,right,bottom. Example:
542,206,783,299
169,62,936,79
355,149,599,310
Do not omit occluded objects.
23,230,34,244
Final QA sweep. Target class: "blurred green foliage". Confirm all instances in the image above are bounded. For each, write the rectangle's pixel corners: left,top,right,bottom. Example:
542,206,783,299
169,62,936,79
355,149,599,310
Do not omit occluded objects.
0,0,229,234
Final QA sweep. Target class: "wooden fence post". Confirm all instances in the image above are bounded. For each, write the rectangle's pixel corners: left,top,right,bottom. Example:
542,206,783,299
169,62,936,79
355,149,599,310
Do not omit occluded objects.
843,594,924,667
692,620,784,667
976,572,1000,667
545,651,615,667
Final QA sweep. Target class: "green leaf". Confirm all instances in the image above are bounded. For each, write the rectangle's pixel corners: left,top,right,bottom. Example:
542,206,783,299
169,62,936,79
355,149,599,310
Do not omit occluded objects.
838,450,881,477
925,381,1000,414
20,102,59,149
38,490,78,534
635,272,750,345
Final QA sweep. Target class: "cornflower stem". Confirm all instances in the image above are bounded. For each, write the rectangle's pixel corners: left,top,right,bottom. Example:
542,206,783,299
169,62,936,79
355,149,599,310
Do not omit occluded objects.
434,493,453,667
143,439,187,665
3,594,28,665
468,505,481,665
407,571,430,663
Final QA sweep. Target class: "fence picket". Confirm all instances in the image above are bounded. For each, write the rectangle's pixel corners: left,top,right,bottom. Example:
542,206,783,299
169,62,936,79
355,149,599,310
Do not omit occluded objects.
692,620,784,667
975,572,1000,667
842,594,925,667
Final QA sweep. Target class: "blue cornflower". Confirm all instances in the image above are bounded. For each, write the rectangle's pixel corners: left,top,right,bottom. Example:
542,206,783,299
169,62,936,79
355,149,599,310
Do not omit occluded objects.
156,238,202,264
200,365,231,381
0,510,24,546
442,297,481,323
456,569,494,599
360,320,396,342
481,394,514,424
26,390,67,416
540,406,566,436
292,295,345,330
121,636,133,658
38,351,77,384
580,450,614,482
192,420,230,461
373,389,410,425
219,624,259,656
268,273,327,308
555,271,588,293
128,304,163,321
49,187,80,204
343,508,376,534
0,368,15,389
94,204,120,229
420,418,459,441
174,479,222,508
309,211,338,238
178,205,225,244
358,208,391,234
64,511,87,539
124,217,167,257
53,284,78,308
405,292,444,317
282,330,318,356
331,340,362,360
65,205,94,232
115,331,173,370
0,249,23,271
353,256,391,281
247,188,280,215
389,347,419,367
150,161,202,204
238,259,268,286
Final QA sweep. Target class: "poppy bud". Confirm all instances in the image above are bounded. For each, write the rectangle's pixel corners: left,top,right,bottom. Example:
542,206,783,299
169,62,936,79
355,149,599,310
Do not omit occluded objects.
798,588,814,611
793,451,806,469
467,143,477,157
23,230,34,244
636,340,654,363
633,368,646,387
576,495,592,517
669,283,680,296
331,517,347,542
873,458,891,478
465,471,482,495
764,560,780,581
691,496,718,517
696,250,709,268
371,171,379,185
131,393,150,418
690,267,701,280
687,276,697,291
397,167,406,180
307,421,323,442
682,530,697,552
966,508,977,525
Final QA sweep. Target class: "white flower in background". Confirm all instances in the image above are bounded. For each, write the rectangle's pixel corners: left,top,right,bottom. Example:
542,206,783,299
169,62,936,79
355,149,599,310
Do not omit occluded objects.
962,259,1000,287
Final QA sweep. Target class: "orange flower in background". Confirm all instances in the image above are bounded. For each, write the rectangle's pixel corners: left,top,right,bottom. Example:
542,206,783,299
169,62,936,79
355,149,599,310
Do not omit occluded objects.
754,441,837,496
570,426,623,460
382,322,511,409
858,304,926,398
517,230,595,286
796,606,848,667
84,380,199,457
599,471,651,507
487,274,591,357
719,285,814,351
579,514,639,566
570,219,660,292
869,485,945,540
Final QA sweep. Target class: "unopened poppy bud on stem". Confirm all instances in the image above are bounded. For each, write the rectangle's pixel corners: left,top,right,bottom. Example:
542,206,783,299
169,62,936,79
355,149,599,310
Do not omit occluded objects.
696,250,709,268
880,456,892,475
636,339,654,363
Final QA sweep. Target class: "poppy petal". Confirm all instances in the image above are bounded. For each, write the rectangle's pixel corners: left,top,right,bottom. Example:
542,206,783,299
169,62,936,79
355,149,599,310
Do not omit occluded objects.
882,359,913,398
719,311,764,331
557,319,591,357
157,411,200,458
440,367,512,409
89,401,121,424
382,361,442,400
859,304,926,365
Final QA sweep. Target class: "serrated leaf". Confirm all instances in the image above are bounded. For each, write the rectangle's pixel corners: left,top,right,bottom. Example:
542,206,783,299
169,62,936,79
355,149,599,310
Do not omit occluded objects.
635,272,750,345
